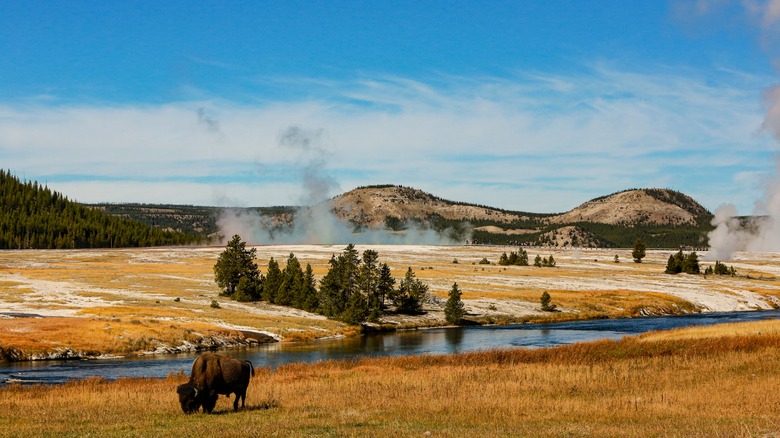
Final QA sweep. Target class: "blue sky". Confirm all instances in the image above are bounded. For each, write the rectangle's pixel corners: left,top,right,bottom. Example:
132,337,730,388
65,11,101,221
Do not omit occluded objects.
2,1,780,214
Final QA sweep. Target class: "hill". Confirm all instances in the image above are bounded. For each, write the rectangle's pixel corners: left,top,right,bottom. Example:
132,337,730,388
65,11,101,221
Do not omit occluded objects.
329,185,539,228
550,188,710,226
86,184,713,249
0,170,202,249
328,186,713,248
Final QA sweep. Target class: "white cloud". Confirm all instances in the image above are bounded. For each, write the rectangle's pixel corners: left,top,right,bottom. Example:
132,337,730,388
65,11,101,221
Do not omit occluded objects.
0,64,774,214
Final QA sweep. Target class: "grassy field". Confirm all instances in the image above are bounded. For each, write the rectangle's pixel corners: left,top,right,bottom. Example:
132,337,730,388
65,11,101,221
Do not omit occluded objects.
1,245,780,359
0,319,778,437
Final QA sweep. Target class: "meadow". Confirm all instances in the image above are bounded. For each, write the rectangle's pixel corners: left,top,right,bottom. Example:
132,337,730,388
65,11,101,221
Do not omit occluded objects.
1,245,780,359
0,319,778,437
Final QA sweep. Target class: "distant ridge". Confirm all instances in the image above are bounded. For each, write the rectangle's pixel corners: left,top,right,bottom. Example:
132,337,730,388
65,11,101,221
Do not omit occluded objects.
84,183,713,248
329,185,712,248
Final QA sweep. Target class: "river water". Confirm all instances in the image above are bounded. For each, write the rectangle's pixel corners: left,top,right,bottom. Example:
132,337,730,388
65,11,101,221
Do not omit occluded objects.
2,309,779,385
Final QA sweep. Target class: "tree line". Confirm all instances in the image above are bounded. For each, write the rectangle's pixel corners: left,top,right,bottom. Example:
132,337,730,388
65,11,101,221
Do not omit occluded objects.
214,236,466,325
0,169,202,249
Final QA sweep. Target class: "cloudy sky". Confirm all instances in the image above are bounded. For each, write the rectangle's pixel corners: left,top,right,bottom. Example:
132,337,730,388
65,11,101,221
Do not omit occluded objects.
2,1,780,215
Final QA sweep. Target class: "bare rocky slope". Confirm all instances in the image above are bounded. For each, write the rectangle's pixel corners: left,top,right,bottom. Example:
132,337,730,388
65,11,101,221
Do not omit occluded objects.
330,185,710,229
549,189,709,226
329,185,531,228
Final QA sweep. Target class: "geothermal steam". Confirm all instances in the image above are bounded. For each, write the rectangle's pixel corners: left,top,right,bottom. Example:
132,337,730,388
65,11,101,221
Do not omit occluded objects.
217,126,469,245
706,2,780,260
708,88,780,259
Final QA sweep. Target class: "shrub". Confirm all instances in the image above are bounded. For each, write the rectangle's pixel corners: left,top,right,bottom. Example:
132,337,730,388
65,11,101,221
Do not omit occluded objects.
540,291,557,312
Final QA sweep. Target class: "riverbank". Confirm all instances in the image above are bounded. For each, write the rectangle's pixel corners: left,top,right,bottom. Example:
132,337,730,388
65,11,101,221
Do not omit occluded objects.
1,319,778,437
1,245,779,362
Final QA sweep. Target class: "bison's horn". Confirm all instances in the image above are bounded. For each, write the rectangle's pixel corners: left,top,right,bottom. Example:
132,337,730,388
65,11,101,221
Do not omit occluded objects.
193,388,199,398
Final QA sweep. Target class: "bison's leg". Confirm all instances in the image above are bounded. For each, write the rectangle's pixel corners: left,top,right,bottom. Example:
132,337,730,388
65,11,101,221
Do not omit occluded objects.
203,393,218,414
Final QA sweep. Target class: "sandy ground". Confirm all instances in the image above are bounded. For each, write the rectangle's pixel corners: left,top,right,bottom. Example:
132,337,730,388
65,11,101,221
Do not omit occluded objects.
1,245,779,336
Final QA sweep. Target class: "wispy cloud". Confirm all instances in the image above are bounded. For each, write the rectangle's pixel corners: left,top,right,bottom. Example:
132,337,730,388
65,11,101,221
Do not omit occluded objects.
0,64,773,213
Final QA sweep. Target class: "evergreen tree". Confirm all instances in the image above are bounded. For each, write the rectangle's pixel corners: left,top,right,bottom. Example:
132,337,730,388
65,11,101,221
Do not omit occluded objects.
712,260,737,276
665,252,682,274
276,253,303,306
377,263,395,311
342,288,369,325
682,252,700,274
393,268,429,315
534,255,542,267
213,235,260,298
665,250,700,275
444,282,466,324
498,252,509,266
233,276,261,302
517,249,529,266
632,238,646,263
318,245,361,321
262,257,282,302
299,263,319,312
540,291,557,311
359,249,382,322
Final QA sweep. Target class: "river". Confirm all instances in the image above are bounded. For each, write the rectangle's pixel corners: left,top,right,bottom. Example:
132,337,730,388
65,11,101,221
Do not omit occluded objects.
2,309,779,385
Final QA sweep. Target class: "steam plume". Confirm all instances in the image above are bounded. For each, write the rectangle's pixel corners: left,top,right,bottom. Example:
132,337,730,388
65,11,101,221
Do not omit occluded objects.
217,125,468,245
705,1,780,259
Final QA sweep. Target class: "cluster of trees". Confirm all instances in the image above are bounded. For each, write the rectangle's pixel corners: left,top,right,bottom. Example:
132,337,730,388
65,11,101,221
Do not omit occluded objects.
665,250,700,274
533,254,556,267
498,249,529,266
704,260,737,276
214,236,437,325
494,250,555,267
0,169,201,249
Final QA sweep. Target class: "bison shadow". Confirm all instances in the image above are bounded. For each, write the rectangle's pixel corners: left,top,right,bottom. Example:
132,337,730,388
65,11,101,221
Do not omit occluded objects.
207,399,281,415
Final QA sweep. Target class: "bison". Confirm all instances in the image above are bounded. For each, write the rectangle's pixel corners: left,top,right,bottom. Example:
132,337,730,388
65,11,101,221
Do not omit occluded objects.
176,353,254,414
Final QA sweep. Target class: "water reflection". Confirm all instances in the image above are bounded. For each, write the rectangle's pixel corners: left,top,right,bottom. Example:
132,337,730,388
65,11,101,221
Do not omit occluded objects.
445,327,464,353
2,309,779,385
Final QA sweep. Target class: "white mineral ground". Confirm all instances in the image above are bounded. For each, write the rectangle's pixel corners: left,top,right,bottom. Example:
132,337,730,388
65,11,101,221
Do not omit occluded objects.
1,246,779,329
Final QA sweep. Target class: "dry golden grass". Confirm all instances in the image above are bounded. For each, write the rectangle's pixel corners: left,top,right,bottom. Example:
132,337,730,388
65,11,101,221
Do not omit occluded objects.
0,317,226,356
1,320,779,437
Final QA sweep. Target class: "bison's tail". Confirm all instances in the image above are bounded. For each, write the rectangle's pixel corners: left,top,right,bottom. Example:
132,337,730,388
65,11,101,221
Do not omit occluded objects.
247,360,254,377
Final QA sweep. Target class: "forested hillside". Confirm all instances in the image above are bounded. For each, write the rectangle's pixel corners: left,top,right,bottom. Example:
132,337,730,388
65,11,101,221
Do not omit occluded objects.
0,170,202,249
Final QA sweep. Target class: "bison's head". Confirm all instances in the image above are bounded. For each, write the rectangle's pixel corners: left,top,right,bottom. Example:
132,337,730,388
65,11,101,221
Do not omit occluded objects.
176,383,202,414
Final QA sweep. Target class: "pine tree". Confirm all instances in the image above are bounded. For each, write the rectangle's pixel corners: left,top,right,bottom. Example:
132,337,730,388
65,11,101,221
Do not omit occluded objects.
682,252,700,274
517,249,529,266
393,268,429,315
540,291,557,311
359,249,382,322
632,238,646,263
318,245,361,320
213,234,260,298
276,253,303,306
444,282,466,324
299,263,319,312
342,289,369,325
262,257,282,302
377,263,395,311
